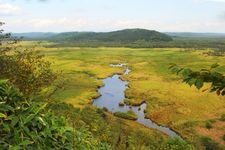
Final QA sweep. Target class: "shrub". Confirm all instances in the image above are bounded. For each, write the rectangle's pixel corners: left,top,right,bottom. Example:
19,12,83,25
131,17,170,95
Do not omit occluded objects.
124,99,131,105
96,108,107,118
0,81,73,149
205,121,213,129
102,107,108,112
200,136,220,150
220,114,225,121
164,137,194,150
0,24,57,98
143,109,147,113
119,102,125,106
183,120,196,128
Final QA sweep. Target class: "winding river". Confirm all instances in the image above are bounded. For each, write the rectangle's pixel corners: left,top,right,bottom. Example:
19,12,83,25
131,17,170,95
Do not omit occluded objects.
93,64,180,138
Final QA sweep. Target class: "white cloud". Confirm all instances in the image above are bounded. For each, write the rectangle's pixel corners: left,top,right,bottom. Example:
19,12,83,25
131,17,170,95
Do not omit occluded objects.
28,18,87,29
3,18,225,33
0,3,21,16
4,18,89,32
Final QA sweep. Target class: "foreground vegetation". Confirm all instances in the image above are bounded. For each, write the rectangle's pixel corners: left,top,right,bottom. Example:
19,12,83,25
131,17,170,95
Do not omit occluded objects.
27,42,224,149
2,23,225,149
1,24,196,149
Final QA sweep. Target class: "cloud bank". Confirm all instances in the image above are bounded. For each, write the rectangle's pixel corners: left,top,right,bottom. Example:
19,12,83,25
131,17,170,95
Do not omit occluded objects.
0,3,21,16
3,17,225,33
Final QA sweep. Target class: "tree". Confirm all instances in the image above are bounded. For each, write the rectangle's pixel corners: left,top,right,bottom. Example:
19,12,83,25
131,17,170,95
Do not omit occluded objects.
0,22,113,150
170,63,225,96
0,22,57,97
0,22,74,149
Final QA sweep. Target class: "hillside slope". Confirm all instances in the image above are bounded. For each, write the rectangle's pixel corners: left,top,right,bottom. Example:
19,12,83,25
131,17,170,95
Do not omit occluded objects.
51,29,173,42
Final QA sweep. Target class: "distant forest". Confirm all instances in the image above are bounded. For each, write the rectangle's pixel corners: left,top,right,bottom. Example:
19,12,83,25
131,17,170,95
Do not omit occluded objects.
13,29,225,49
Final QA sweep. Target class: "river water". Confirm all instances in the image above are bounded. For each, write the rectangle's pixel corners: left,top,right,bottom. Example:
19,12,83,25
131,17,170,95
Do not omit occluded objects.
93,64,180,138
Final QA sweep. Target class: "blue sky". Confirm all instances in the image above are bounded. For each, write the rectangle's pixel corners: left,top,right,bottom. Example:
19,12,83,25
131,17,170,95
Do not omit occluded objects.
1,0,225,32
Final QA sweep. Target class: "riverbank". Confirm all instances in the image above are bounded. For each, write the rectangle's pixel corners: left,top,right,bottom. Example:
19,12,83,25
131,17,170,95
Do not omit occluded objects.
93,64,182,138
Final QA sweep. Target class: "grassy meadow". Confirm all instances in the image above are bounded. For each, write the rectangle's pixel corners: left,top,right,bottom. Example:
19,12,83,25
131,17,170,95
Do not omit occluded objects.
26,41,225,148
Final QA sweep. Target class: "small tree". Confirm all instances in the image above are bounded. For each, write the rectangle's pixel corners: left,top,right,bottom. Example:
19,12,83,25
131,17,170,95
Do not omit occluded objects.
0,22,57,97
0,22,74,149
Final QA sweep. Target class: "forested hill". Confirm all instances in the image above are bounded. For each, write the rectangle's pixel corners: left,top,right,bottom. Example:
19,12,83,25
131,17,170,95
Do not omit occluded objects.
166,32,225,38
50,29,173,42
13,29,173,42
13,30,225,48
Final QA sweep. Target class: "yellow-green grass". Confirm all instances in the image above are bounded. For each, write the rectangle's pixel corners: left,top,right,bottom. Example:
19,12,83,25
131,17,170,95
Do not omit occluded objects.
114,110,138,120
26,42,225,146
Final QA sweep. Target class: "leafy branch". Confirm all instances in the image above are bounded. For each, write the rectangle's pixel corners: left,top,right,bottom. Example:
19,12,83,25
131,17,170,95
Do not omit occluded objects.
169,63,225,96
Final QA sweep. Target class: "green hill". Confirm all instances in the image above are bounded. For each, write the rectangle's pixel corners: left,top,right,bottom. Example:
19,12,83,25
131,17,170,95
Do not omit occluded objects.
51,29,173,42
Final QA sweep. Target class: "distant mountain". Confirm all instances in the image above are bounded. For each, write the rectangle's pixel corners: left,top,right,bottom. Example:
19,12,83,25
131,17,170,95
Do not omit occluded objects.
50,29,173,42
166,32,225,38
13,31,225,41
12,30,225,48
12,32,57,39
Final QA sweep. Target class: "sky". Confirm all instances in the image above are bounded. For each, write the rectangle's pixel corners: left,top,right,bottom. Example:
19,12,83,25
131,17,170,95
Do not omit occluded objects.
0,0,225,33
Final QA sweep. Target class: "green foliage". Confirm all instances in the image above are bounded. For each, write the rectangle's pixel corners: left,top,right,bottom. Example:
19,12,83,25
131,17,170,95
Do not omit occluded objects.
51,104,112,149
102,107,108,112
73,127,111,150
170,63,225,96
0,23,113,149
200,137,221,150
203,48,225,56
114,110,138,120
44,34,225,49
163,138,194,150
118,102,125,106
220,114,225,121
0,49,57,97
127,130,165,149
0,23,57,97
0,81,74,149
50,103,179,150
49,29,173,43
205,121,213,129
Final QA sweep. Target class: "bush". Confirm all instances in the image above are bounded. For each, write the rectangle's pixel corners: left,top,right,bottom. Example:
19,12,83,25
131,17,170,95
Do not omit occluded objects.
164,138,194,150
0,24,57,98
200,136,220,150
205,121,213,129
119,102,125,106
96,108,107,118
220,114,225,121
223,134,225,141
0,81,73,149
102,107,108,112
0,24,111,149
124,99,131,105
114,110,137,120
